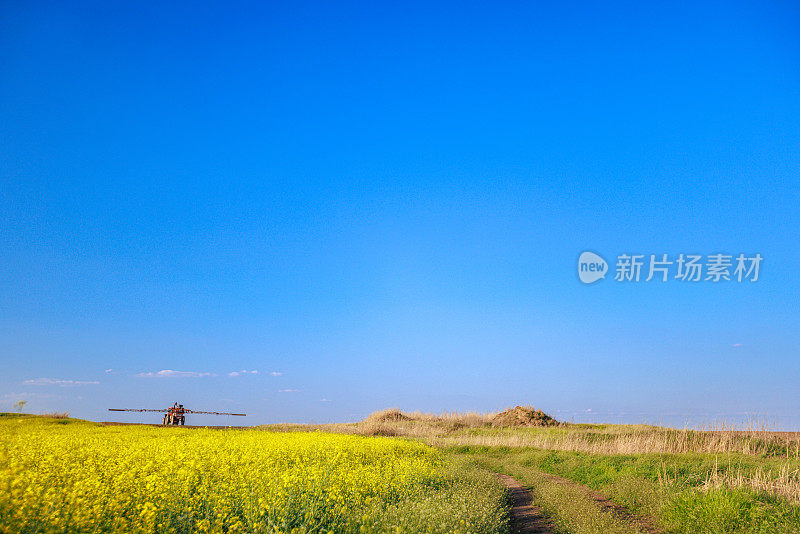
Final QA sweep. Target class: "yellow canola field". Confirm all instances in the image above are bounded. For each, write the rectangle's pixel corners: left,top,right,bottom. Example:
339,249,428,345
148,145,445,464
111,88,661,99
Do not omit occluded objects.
1,417,503,534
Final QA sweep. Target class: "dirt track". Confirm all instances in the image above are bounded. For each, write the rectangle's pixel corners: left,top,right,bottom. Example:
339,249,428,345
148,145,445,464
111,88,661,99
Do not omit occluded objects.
496,474,555,533
538,472,663,534
496,472,664,534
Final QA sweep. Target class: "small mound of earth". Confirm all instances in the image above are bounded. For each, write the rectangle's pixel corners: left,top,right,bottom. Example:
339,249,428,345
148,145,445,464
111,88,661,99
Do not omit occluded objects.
492,406,558,427
364,408,413,423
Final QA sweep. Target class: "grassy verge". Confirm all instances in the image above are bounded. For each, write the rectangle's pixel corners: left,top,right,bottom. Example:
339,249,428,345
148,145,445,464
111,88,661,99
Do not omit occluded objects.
451,445,800,533
380,459,510,533
462,452,640,534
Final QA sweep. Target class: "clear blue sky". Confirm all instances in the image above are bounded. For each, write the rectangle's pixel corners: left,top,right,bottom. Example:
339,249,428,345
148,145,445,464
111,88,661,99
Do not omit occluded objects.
2,1,798,427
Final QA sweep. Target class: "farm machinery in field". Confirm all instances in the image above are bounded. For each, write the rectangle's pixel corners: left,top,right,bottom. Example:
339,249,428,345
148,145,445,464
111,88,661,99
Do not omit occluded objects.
108,403,246,425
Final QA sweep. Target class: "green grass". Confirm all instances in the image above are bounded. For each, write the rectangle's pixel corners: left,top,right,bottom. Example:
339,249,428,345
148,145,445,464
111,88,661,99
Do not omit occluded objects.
459,450,639,534
449,445,800,533
380,459,511,533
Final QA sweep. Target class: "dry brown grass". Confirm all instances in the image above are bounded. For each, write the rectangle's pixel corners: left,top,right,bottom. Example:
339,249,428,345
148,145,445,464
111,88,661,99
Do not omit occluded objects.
699,461,800,503
430,424,800,457
39,412,70,419
355,409,497,437
653,454,800,504
491,405,558,427
258,409,800,458
280,407,563,438
256,409,499,437
388,416,799,458
363,408,414,423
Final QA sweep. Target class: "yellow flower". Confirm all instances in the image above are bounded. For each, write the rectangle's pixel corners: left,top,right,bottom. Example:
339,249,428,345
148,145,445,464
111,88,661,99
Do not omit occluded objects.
0,417,445,533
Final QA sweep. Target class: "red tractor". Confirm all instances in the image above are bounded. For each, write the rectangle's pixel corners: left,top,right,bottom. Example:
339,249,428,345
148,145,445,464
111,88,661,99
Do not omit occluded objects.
163,403,185,425
108,403,246,425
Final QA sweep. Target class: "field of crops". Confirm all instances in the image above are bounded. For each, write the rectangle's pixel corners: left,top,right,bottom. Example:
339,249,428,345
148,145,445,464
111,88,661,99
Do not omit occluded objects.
0,415,508,534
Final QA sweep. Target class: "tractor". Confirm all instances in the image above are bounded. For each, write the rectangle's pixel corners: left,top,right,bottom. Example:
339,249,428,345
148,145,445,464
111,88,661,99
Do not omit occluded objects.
108,403,246,425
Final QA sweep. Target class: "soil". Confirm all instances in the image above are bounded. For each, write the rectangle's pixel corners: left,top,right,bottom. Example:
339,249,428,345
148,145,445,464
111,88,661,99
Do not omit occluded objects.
492,406,558,427
496,474,555,533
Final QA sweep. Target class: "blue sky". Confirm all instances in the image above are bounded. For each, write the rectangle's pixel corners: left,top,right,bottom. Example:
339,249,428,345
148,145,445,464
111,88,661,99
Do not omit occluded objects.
1,1,799,427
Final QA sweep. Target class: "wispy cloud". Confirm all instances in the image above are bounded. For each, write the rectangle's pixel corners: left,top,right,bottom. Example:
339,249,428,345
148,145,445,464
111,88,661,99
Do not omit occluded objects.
228,369,258,377
23,378,99,387
270,371,282,376
104,369,114,373
136,370,216,378
733,343,743,347
278,389,299,393
2,391,63,401
320,398,332,402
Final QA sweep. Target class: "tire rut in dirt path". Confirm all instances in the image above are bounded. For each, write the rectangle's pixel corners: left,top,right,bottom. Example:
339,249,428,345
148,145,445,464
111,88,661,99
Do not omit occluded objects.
496,474,556,534
538,472,664,534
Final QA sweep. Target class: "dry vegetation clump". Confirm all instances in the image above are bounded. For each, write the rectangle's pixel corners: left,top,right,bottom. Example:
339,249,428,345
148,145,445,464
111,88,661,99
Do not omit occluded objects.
359,409,413,435
355,409,496,437
491,405,559,428
403,411,494,426
39,412,70,419
359,423,400,437
363,408,414,423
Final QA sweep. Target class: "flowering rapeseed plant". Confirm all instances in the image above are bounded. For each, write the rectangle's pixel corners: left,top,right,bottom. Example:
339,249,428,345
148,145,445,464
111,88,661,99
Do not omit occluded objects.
0,416,507,533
